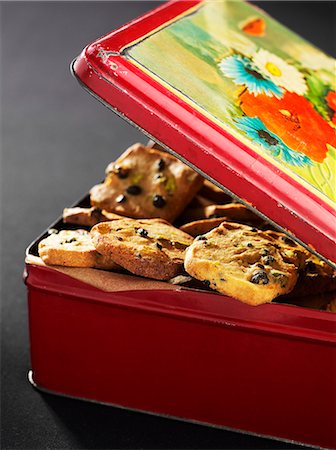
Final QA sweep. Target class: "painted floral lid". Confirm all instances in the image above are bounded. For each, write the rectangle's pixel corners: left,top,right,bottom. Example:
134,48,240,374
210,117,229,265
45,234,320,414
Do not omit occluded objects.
73,0,336,264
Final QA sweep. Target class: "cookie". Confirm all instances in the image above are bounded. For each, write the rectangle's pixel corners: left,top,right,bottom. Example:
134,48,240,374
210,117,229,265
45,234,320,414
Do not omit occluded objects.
285,254,336,298
63,207,124,227
179,202,265,226
91,218,194,280
187,195,214,209
38,229,120,270
262,230,309,270
303,254,336,278
278,291,334,311
90,143,203,222
184,222,306,305
180,217,230,237
199,179,232,204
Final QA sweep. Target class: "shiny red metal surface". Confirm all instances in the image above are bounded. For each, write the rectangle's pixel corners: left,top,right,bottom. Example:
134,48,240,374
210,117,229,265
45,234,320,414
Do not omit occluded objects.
72,0,336,264
26,263,336,449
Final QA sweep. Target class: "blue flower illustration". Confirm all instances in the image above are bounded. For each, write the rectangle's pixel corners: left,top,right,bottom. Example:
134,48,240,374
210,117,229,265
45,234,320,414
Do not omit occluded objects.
235,116,313,167
219,55,283,98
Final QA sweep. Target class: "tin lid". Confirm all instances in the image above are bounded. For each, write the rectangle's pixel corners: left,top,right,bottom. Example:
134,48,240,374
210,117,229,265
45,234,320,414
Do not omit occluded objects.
72,0,336,265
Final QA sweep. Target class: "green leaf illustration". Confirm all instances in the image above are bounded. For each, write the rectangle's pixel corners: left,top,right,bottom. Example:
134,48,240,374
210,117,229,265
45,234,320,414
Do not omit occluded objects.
305,73,333,121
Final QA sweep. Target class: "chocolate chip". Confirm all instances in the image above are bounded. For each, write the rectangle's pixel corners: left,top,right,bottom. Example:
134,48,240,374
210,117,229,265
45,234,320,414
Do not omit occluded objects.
114,166,129,179
247,242,253,248
64,237,77,243
116,194,127,203
116,236,123,241
306,260,317,272
157,158,165,171
152,194,166,208
196,235,207,241
263,255,276,265
203,280,211,287
250,270,269,285
156,242,163,250
126,185,142,195
257,263,265,269
251,227,258,232
137,228,148,238
281,236,294,245
261,248,269,256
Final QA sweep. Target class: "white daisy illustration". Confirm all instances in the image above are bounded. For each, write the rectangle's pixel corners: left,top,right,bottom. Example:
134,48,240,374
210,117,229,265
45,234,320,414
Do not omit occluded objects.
253,49,307,95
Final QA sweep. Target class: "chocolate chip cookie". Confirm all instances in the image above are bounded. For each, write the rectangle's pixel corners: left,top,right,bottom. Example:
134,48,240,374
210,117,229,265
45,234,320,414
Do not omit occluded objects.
38,229,121,270
184,222,307,305
90,143,203,222
178,202,265,226
91,218,193,280
180,217,230,237
285,253,336,298
63,207,124,227
199,179,232,204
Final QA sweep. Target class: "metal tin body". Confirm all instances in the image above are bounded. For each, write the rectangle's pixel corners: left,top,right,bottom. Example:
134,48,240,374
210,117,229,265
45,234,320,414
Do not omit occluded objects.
25,240,335,449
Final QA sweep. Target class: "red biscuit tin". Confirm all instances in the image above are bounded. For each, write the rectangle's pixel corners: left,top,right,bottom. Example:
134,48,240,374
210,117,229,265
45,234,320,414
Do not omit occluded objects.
25,1,336,448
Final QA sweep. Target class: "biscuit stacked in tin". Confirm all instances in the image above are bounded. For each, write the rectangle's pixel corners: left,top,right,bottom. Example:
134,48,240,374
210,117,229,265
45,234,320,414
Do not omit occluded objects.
39,143,336,309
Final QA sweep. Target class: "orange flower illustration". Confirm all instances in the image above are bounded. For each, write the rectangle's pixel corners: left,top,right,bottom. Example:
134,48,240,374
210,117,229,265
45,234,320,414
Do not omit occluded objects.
326,91,336,110
240,90,336,162
240,17,266,37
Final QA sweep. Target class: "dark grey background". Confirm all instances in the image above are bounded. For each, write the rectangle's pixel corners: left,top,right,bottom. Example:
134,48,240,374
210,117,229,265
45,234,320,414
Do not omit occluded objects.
1,1,335,449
